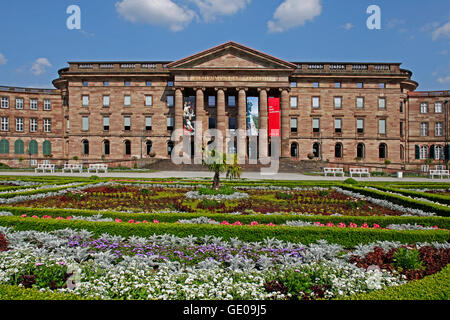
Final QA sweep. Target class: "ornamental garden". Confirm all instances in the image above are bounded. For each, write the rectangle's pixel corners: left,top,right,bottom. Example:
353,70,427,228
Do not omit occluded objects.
0,175,449,300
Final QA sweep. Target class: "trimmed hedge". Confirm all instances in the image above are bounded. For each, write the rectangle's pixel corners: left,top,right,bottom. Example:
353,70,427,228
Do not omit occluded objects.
345,264,450,300
373,185,450,206
0,285,85,300
340,185,450,217
2,206,450,229
0,183,90,199
0,216,448,247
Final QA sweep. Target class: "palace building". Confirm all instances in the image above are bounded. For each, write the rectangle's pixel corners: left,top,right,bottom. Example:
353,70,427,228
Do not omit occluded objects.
0,41,449,171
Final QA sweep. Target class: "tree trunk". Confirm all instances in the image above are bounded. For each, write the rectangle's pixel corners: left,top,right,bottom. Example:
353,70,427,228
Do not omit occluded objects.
213,171,220,190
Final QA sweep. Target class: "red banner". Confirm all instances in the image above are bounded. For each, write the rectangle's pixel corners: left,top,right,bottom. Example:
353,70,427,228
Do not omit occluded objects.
268,98,280,137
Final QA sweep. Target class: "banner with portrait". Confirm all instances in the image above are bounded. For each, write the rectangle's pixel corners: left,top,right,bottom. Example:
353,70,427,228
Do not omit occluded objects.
246,96,259,136
183,96,196,136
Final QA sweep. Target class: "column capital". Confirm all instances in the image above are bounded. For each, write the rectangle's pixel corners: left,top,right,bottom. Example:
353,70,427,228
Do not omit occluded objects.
237,87,248,92
194,87,206,92
175,87,185,92
257,88,270,93
214,87,227,92
279,88,291,93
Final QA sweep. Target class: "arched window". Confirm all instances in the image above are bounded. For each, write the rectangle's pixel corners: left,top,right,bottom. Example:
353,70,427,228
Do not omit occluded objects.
357,143,365,159
0,139,9,154
103,140,110,155
167,141,174,156
82,140,89,155
124,140,131,155
400,145,405,161
291,143,298,158
379,143,388,159
29,140,38,155
435,145,444,160
146,140,152,155
14,140,24,155
313,143,320,158
335,143,343,158
43,141,51,156
420,146,429,160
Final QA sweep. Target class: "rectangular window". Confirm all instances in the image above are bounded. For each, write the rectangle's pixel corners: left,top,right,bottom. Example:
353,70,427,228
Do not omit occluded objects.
290,118,298,133
400,122,404,137
167,117,174,131
435,102,443,113
124,95,131,106
103,95,110,107
82,80,88,87
356,97,364,109
124,116,131,131
30,99,38,110
436,122,443,137
103,81,109,87
357,82,364,89
379,119,386,135
312,97,320,109
334,97,342,109
30,118,37,132
400,101,403,113
82,95,89,107
228,96,236,107
335,118,342,133
145,117,152,131
420,103,428,114
290,81,297,88
1,97,8,109
378,97,386,109
66,119,70,131
1,117,8,131
16,118,23,132
335,82,341,88
145,95,153,106
312,82,319,88
167,95,174,107
228,117,236,130
357,119,364,134
379,83,386,89
421,122,429,136
16,98,24,110
103,117,110,131
43,119,51,133
209,117,216,129
290,96,298,108
146,81,152,87
44,99,51,110
208,96,216,107
124,80,131,86
82,117,89,131
312,118,320,133
167,81,174,87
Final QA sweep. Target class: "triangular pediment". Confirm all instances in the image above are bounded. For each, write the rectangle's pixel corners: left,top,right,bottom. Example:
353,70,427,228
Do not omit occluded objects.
167,42,296,70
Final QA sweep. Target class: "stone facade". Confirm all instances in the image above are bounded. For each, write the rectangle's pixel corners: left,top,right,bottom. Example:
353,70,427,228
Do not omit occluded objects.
0,42,448,171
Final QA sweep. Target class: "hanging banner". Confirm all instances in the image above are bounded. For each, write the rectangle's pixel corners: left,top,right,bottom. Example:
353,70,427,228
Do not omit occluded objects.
246,96,259,136
183,96,196,136
268,97,280,137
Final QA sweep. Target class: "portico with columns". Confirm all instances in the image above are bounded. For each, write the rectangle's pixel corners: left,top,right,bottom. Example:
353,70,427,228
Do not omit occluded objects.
166,41,296,162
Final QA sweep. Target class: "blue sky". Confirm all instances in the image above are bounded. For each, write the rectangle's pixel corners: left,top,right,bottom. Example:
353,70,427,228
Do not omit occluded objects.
0,0,449,90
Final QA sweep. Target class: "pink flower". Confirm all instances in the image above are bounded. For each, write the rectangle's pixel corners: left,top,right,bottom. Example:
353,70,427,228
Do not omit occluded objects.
55,217,64,220
128,220,135,224
32,215,39,219
349,223,358,228
250,221,259,226
142,220,148,224
326,223,335,227
338,223,346,228
221,221,231,225
361,223,369,229
266,223,276,227
232,221,243,226
115,219,122,223
153,220,159,224
135,221,141,224
66,216,72,220
21,214,27,218
373,224,381,229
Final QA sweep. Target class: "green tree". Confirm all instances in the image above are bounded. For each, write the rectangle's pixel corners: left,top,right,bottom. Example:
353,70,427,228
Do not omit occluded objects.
202,149,242,190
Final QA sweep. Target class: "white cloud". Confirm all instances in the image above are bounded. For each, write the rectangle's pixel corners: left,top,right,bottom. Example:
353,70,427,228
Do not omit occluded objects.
268,0,322,33
116,0,196,32
432,21,450,40
30,58,52,76
190,0,251,22
437,75,450,85
0,53,6,66
342,22,354,31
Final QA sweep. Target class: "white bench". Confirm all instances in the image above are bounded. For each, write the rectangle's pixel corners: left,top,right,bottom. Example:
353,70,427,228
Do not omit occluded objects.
429,170,450,179
35,164,55,173
323,168,344,177
88,164,108,173
62,164,83,173
350,168,370,178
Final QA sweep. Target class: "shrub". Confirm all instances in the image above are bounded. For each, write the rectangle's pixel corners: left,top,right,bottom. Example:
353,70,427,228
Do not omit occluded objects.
393,248,424,271
344,178,359,185
0,233,8,251
198,186,235,196
276,192,295,200
0,285,85,300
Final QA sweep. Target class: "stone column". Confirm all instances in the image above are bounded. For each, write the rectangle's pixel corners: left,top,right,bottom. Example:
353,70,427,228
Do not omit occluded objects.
259,88,268,160
280,89,290,158
175,88,184,131
195,88,205,159
216,88,226,134
237,88,247,163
